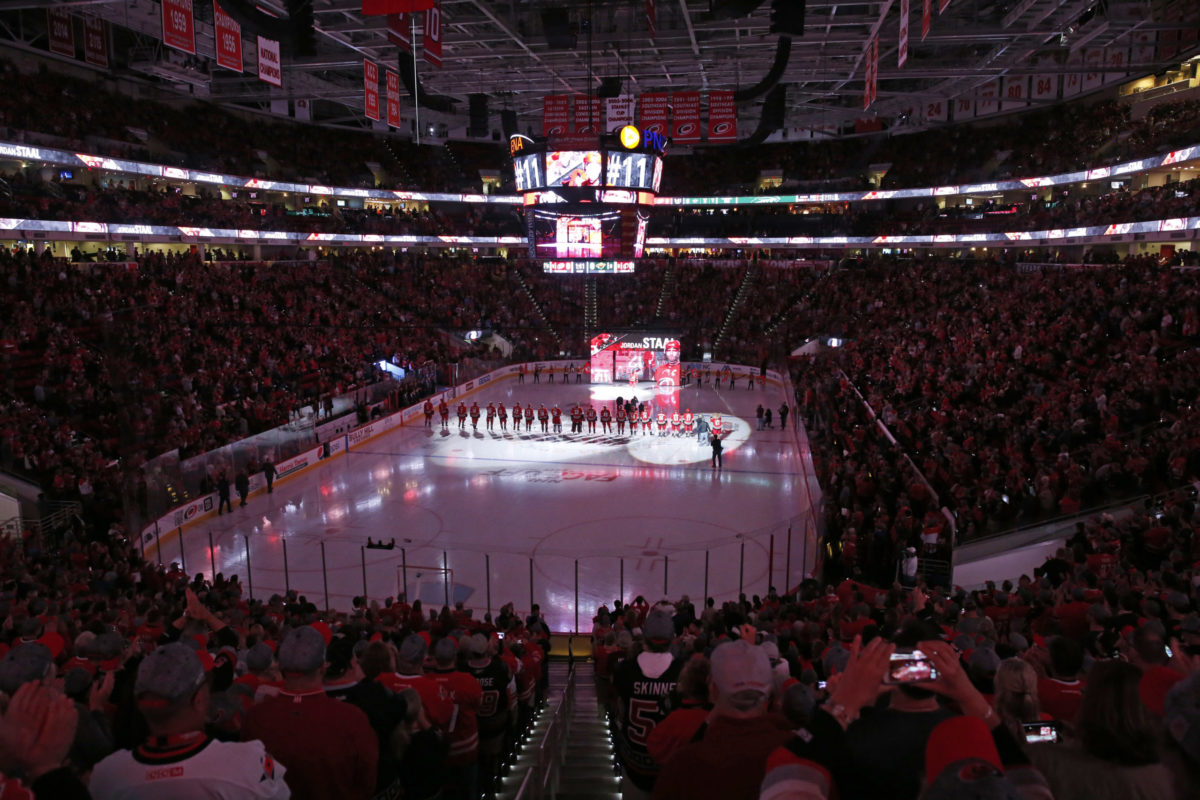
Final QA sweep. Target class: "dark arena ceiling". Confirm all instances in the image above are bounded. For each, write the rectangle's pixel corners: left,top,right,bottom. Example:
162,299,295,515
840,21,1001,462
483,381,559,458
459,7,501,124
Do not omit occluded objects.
2,0,1198,138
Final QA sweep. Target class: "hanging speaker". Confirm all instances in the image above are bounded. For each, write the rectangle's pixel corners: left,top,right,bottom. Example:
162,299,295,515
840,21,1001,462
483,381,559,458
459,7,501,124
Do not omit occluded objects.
468,94,489,137
501,109,518,139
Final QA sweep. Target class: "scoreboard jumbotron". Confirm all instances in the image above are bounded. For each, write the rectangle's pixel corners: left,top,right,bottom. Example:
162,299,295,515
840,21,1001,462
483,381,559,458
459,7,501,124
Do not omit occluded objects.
510,125,666,273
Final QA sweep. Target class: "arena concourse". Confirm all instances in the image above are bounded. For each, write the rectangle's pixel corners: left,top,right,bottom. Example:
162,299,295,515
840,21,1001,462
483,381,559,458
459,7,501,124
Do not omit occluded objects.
1,4,1200,800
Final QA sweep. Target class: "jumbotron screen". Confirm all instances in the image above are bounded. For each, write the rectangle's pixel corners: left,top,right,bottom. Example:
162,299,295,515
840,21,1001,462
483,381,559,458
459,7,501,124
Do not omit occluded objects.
589,332,683,387
527,209,648,262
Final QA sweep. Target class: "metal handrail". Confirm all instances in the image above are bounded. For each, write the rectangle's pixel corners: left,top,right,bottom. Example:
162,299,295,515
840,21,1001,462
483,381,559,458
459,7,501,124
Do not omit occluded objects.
513,666,577,800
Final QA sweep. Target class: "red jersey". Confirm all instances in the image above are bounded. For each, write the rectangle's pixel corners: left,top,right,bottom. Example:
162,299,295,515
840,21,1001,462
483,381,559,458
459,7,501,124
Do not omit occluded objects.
457,404,467,419
423,401,433,417
538,406,549,421
427,669,484,766
470,404,480,419
552,407,562,423
438,403,449,418
586,407,597,421
377,672,455,731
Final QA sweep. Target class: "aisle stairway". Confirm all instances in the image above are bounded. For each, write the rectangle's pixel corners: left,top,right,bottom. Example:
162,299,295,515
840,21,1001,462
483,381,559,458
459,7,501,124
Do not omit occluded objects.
499,660,622,800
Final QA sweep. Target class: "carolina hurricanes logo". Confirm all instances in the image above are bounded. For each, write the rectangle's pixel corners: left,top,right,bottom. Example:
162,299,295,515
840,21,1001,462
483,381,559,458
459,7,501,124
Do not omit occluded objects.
546,125,566,135
711,122,734,135
675,122,698,136
645,123,666,135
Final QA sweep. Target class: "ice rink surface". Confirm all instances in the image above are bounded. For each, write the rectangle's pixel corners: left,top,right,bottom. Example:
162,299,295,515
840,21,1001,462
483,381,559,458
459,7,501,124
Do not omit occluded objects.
160,377,822,633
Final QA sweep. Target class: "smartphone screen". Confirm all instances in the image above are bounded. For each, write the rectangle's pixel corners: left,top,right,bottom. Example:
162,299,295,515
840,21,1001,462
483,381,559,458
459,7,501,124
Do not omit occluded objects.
1022,722,1060,744
885,649,938,684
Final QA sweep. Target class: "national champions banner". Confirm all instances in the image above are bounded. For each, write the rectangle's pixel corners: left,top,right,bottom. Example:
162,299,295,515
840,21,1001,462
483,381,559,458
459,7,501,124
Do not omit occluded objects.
386,70,402,128
364,59,380,121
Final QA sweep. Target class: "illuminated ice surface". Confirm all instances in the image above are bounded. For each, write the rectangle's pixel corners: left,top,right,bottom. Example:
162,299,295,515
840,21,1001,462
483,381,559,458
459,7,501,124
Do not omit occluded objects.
160,380,822,633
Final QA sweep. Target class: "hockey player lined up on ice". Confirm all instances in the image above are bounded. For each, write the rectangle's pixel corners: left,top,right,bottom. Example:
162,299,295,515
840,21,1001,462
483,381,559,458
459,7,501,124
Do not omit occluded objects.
684,408,695,435
615,403,626,434
600,406,612,433
457,402,468,429
538,404,549,433
424,399,434,427
551,404,562,433
586,404,598,433
640,406,652,434
486,402,496,430
498,402,508,430
570,404,584,433
470,402,481,430
438,400,450,429
670,410,681,436
524,404,535,431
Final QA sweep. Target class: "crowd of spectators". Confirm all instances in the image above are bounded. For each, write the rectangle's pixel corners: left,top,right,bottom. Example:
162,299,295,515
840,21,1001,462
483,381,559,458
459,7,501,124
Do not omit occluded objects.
3,461,1198,799
787,257,1200,547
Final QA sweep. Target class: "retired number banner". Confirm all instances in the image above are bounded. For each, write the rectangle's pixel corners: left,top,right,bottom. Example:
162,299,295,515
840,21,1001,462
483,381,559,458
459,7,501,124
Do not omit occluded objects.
423,1,442,68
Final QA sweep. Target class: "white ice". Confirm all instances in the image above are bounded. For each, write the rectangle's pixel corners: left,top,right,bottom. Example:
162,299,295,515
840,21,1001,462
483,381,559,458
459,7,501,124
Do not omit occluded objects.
155,378,822,633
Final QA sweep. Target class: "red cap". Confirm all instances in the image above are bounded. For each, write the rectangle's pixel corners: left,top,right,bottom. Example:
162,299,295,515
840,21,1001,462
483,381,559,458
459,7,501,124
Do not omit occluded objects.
310,621,333,646
369,632,384,643
925,715,1003,781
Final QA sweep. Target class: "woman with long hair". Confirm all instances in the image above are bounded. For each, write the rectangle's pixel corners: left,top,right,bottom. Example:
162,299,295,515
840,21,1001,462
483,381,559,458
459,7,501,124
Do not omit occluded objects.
1029,659,1174,800
994,657,1043,740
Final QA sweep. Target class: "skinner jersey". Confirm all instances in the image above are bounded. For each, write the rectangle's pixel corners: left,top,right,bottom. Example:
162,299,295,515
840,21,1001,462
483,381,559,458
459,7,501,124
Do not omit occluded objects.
89,737,289,800
613,652,683,788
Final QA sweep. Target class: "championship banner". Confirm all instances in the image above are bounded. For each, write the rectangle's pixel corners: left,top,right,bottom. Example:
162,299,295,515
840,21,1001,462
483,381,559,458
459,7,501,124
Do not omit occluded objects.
543,94,570,136
639,92,670,137
257,36,282,86
605,96,635,132
362,0,433,14
671,91,702,143
422,1,442,68
47,8,74,57
898,0,910,67
84,17,108,68
386,13,411,51
364,59,380,121
573,95,602,134
922,0,931,40
161,0,195,54
386,70,402,128
213,1,242,73
707,90,737,142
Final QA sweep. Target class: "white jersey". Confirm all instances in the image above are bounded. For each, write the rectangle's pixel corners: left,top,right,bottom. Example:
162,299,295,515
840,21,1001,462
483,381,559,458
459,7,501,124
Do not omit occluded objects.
90,737,290,800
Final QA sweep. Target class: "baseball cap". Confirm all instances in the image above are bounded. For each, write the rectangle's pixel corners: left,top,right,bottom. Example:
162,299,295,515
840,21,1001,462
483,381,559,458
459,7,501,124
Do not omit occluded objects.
246,642,274,672
398,633,428,666
643,610,675,643
0,644,54,693
924,716,1022,800
433,636,458,665
135,643,207,707
278,626,326,674
710,640,772,698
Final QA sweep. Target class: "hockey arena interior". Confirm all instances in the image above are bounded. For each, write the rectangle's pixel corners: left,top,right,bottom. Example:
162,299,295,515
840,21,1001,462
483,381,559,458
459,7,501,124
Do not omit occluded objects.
1,1,1200,799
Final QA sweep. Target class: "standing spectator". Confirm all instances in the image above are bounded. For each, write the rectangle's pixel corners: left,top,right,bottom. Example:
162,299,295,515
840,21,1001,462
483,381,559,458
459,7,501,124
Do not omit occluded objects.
463,633,512,797
91,643,290,799
235,469,250,508
651,639,792,800
427,638,483,800
242,626,378,800
217,472,232,515
615,611,683,797
377,634,454,732
263,459,276,494
778,403,788,429
710,432,723,470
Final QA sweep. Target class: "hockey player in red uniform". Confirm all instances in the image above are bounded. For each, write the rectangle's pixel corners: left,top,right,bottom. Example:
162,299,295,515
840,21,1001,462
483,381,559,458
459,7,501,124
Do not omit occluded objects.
424,399,434,427
654,339,682,388
497,402,508,431
486,402,496,431
656,409,668,436
512,403,522,431
523,404,534,431
570,404,584,434
551,404,562,433
615,403,627,434
670,410,681,436
683,408,695,435
457,402,468,429
470,402,481,430
538,404,549,433
586,404,598,433
600,406,612,433
640,406,652,434
439,400,450,429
